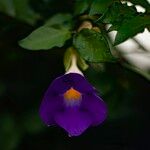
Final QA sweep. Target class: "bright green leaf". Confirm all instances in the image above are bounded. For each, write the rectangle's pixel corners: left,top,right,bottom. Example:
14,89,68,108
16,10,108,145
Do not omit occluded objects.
73,29,114,62
45,13,72,29
19,26,71,50
89,0,112,15
114,15,150,45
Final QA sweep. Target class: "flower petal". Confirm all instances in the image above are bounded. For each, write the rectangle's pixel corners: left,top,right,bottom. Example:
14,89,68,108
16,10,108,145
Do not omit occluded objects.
45,73,95,94
39,95,64,125
46,75,71,94
64,73,95,93
54,108,92,136
81,94,107,126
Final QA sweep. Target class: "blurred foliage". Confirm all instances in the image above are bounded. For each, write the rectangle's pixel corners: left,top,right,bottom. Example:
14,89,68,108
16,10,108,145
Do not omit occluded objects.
0,0,150,150
74,0,90,15
0,0,39,25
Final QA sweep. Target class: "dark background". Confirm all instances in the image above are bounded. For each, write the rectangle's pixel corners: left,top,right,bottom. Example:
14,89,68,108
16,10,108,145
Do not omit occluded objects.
0,0,150,150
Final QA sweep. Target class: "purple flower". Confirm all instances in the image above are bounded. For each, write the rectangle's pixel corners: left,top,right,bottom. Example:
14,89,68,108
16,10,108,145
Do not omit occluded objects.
39,73,107,136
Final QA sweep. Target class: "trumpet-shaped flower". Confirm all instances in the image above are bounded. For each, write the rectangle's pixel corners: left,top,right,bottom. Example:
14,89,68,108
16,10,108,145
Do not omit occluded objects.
39,55,107,136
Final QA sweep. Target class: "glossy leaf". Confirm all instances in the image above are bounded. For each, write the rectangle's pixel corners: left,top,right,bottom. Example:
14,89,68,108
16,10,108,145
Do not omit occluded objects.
19,26,71,50
114,15,150,45
101,2,137,24
73,29,114,62
98,2,137,33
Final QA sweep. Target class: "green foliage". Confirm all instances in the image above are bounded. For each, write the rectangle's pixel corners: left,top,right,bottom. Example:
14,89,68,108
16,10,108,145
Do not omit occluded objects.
89,0,113,15
96,1,150,45
16,0,150,64
74,0,91,15
73,29,115,62
19,26,71,50
99,1,138,34
101,2,137,24
0,0,39,25
114,15,150,45
19,13,73,50
45,13,73,29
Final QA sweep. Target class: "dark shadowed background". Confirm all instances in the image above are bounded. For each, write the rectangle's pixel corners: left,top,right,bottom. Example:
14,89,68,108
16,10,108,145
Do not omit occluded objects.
0,0,150,150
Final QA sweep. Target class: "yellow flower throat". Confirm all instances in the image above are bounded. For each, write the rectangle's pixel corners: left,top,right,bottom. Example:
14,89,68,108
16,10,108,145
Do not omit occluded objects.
64,88,81,101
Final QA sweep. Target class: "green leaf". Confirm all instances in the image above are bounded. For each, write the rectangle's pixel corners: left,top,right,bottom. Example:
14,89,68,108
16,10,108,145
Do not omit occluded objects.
19,26,71,50
74,0,90,15
89,0,112,15
45,13,72,29
101,2,137,24
114,15,150,45
73,29,114,62
0,0,39,25
107,24,121,32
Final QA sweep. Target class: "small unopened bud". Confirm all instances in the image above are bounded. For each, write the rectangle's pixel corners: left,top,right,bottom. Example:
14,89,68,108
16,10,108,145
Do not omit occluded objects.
78,21,92,32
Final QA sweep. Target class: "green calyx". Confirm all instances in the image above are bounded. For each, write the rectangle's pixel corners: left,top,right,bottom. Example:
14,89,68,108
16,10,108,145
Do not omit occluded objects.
63,47,89,72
